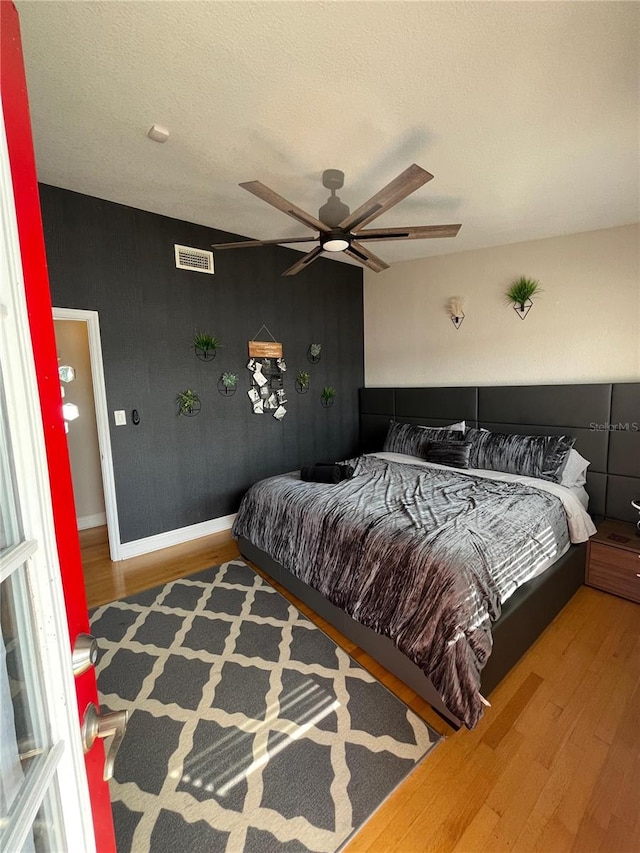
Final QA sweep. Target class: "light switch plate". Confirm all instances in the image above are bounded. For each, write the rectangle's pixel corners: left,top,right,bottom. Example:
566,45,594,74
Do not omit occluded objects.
114,410,126,426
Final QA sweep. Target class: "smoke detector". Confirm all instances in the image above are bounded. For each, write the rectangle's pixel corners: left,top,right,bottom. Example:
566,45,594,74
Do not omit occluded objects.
147,124,169,143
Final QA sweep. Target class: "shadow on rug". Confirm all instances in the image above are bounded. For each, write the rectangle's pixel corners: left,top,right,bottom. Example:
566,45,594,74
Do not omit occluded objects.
90,560,441,852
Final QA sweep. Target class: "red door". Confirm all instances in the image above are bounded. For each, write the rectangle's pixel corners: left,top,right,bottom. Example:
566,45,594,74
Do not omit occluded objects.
1,2,117,849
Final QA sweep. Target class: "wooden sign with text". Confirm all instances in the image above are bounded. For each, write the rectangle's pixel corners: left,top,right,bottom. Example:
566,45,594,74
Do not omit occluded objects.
248,340,283,358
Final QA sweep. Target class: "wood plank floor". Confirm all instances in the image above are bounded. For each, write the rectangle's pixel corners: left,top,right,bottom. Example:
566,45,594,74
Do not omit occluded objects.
81,526,640,852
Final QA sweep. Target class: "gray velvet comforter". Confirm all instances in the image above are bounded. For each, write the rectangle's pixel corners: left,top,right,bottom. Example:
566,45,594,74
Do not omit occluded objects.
232,455,570,727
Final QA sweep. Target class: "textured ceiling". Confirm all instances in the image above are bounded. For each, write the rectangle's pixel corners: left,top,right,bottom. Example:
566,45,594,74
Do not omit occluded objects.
16,1,640,267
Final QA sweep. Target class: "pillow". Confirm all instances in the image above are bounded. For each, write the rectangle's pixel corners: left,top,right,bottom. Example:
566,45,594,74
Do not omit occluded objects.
465,428,576,482
558,448,590,488
383,421,465,457
424,441,471,469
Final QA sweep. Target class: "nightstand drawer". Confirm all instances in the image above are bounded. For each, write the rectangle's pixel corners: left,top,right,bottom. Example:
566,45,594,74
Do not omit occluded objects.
587,559,640,604
590,542,640,573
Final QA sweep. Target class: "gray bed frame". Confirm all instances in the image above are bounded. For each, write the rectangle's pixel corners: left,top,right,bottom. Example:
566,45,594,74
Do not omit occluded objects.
239,382,639,728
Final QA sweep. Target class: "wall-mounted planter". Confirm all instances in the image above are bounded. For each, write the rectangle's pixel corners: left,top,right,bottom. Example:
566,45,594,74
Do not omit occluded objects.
513,299,533,320
321,386,336,408
217,380,237,396
448,296,465,329
506,277,541,321
218,372,238,396
195,347,218,362
307,343,322,364
193,332,222,362
295,371,310,394
181,402,201,416
177,389,201,417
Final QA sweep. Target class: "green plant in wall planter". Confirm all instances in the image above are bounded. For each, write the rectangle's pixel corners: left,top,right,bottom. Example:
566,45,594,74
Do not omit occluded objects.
506,276,542,320
177,388,201,416
321,386,336,408
307,343,322,364
295,370,310,394
218,372,238,396
193,331,222,361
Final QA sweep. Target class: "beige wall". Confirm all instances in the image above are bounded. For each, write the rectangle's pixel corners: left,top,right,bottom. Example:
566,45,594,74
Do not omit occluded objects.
54,319,105,525
364,224,640,387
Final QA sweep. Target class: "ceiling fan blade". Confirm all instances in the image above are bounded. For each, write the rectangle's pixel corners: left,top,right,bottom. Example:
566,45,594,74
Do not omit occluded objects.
282,246,324,276
213,236,317,250
240,181,330,233
339,164,434,232
354,224,462,242
344,241,390,273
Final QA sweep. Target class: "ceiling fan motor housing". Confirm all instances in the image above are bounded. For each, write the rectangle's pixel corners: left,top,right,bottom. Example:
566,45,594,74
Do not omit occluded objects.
319,195,350,227
319,169,350,226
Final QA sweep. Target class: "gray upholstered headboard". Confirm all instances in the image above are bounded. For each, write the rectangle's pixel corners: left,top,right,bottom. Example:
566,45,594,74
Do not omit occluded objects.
359,383,639,523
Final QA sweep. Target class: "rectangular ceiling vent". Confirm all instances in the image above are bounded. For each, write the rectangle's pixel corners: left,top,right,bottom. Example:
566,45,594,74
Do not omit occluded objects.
174,244,214,274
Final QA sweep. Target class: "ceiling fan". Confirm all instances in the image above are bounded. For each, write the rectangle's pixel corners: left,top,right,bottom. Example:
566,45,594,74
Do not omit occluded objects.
212,164,461,276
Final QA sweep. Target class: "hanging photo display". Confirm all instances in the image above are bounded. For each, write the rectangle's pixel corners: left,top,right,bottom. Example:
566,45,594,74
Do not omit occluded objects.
247,331,287,419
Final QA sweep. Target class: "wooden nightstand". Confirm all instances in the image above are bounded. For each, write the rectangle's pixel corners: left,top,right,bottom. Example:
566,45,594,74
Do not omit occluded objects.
586,519,640,604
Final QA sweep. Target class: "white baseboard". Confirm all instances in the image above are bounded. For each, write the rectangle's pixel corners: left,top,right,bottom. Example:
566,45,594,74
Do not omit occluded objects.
116,513,236,561
77,512,107,530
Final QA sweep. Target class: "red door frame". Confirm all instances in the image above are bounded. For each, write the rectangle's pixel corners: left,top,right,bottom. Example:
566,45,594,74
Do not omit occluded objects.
1,3,116,849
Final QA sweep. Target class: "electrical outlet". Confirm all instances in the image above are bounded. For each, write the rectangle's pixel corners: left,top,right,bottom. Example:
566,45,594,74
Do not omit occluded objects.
114,410,126,426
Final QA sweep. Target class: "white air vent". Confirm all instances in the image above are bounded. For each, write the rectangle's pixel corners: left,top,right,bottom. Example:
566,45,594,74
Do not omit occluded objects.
174,244,214,274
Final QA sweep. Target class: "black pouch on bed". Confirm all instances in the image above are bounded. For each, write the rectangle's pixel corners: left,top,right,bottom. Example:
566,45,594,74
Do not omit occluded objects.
301,465,342,484
315,461,355,481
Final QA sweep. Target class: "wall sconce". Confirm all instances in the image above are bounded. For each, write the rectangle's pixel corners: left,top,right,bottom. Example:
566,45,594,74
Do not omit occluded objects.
448,297,465,329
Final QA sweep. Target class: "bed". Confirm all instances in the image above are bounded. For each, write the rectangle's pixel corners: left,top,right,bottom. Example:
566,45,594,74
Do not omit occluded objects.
235,382,639,729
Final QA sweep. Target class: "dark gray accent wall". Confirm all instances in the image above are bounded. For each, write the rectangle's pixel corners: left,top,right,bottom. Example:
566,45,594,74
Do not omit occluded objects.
40,185,364,542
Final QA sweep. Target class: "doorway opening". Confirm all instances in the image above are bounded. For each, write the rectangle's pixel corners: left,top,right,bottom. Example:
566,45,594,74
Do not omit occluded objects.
52,308,121,561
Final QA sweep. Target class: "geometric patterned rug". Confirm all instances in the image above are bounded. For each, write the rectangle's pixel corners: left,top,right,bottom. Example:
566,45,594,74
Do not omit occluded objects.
90,560,441,852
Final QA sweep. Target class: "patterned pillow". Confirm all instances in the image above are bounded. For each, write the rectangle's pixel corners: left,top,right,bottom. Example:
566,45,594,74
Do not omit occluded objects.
424,441,472,469
465,428,576,482
383,421,465,457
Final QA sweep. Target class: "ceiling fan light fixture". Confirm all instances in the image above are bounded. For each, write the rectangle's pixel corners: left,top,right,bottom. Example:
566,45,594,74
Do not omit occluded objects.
321,229,351,252
322,237,349,252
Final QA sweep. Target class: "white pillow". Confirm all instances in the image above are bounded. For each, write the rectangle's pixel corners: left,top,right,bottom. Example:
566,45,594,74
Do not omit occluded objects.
559,449,590,488
414,420,465,433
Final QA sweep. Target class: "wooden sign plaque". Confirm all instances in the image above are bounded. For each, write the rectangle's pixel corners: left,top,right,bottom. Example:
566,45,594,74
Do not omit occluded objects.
248,340,283,358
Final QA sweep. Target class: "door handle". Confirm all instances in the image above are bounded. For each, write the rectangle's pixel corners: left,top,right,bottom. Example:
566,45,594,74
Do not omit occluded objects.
81,703,128,781
72,633,99,676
